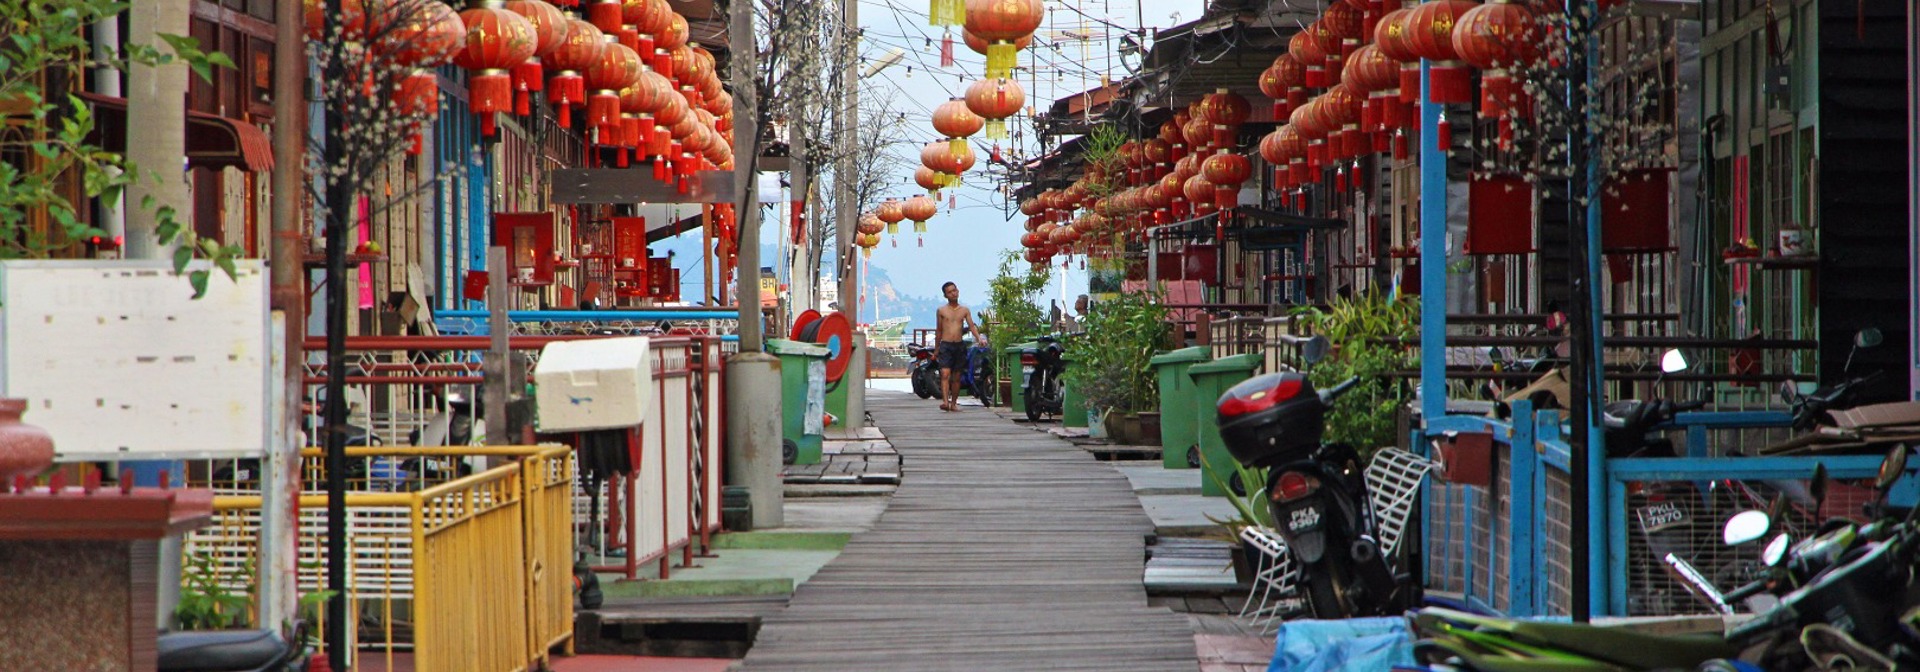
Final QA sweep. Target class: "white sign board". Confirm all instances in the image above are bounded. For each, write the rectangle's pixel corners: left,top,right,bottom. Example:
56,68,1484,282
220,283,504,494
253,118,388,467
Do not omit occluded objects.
0,260,272,460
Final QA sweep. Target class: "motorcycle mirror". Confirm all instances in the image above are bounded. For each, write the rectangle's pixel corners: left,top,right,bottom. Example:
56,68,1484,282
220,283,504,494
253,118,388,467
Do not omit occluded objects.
1301,335,1330,365
1876,444,1910,491
1660,349,1690,374
1762,532,1791,567
1724,510,1773,545
1778,380,1800,404
1856,327,1885,349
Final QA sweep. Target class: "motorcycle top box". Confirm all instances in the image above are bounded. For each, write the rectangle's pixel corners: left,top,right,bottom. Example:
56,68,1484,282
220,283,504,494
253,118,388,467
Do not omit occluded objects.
1217,372,1326,467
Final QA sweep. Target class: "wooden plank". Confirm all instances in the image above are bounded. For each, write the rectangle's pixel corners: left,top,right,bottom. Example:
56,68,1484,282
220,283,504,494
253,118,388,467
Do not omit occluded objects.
738,392,1199,671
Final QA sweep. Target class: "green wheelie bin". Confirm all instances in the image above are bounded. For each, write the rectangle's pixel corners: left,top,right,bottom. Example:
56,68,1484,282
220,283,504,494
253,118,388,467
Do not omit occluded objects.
1187,352,1263,497
1061,353,1086,428
768,339,828,465
1149,347,1211,469
1003,342,1037,415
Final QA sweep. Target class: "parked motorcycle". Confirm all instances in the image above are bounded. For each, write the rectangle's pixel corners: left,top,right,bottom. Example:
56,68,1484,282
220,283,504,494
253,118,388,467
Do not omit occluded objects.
908,343,941,400
1410,445,1920,671
159,621,311,672
1023,335,1065,421
962,342,996,407
1215,336,1419,619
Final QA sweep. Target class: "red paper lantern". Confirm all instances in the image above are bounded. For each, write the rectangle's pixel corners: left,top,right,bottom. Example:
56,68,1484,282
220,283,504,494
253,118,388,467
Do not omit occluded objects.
454,5,539,136
932,97,985,154
583,38,642,144
1376,7,1423,104
1345,44,1403,134
1318,2,1366,74
387,0,465,68
504,0,568,116
916,166,946,194
963,28,1032,54
1203,151,1251,209
965,77,1025,139
1405,0,1480,104
1201,88,1251,147
1453,1,1540,120
903,194,938,232
625,0,670,58
963,0,1043,78
1290,29,1329,88
545,19,604,126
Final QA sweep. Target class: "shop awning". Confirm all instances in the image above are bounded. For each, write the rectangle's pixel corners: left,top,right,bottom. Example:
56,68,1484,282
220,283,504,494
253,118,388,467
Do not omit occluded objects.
74,91,275,173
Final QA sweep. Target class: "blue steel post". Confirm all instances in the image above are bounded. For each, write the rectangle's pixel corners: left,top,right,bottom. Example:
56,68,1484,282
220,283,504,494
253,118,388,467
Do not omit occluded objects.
1418,64,1448,425
1508,400,1537,616
1583,19,1610,618
1417,59,1450,599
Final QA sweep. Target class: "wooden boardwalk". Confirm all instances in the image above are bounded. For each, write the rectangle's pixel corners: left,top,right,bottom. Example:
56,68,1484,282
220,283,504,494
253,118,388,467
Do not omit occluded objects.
739,391,1200,671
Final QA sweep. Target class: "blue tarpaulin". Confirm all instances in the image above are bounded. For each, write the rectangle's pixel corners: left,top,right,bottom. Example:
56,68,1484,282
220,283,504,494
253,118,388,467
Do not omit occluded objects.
1269,617,1416,672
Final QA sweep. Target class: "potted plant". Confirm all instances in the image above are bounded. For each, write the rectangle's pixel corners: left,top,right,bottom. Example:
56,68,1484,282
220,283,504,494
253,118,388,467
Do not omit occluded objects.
1287,290,1422,464
984,251,1052,407
1063,291,1169,444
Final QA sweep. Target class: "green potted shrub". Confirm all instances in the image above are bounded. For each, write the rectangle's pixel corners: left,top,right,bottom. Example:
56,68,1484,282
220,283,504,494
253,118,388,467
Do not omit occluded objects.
1288,290,1421,463
1063,291,1169,443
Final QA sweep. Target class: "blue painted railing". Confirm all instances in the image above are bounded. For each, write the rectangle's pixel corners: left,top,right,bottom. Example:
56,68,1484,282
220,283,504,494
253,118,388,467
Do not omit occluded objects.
1416,404,1912,618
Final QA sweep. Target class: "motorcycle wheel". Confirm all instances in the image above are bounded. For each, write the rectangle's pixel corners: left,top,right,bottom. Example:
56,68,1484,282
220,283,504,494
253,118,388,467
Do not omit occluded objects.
970,357,995,406
1302,562,1355,619
912,368,933,399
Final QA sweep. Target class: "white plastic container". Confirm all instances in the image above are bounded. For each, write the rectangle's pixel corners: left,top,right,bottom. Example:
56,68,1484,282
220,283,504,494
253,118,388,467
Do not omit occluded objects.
533,336,653,432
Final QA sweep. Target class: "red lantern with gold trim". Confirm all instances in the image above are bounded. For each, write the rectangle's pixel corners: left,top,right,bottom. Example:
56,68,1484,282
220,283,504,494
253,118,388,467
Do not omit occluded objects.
1143,139,1172,179
1202,88,1250,147
965,77,1024,139
1376,6,1422,104
1345,44,1402,136
1405,0,1480,104
504,0,568,116
1317,3,1366,76
624,0,669,59
1291,28,1329,88
1203,151,1251,210
963,0,1043,78
932,97,984,155
963,28,1032,55
583,37,642,144
545,19,604,127
876,199,906,235
1453,0,1540,121
903,194,937,230
454,3,539,136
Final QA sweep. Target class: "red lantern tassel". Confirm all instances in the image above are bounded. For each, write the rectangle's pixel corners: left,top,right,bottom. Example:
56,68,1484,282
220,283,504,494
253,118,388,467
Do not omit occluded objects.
1335,169,1346,192
1392,130,1409,160
586,91,620,132
639,35,655,61
654,157,670,181
656,51,673,79
1374,130,1389,154
1436,115,1452,152
940,32,954,67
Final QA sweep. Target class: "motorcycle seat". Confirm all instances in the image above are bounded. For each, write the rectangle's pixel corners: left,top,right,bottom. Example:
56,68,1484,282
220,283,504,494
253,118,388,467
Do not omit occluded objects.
157,628,289,672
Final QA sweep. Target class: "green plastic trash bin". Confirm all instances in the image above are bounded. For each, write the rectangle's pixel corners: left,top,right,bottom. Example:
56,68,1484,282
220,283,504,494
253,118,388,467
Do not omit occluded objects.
768,339,828,465
1149,347,1212,469
1003,342,1037,415
1188,352,1264,497
1061,353,1086,428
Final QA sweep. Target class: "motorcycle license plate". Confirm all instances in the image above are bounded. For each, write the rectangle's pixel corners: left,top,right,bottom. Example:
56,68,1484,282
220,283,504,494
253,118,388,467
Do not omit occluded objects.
1636,501,1688,533
1284,502,1324,534
1021,366,1034,378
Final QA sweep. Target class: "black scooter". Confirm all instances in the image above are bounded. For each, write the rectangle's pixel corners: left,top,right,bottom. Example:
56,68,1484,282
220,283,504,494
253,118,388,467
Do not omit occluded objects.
1216,342,1416,619
1023,335,1065,422
159,621,310,672
908,343,941,400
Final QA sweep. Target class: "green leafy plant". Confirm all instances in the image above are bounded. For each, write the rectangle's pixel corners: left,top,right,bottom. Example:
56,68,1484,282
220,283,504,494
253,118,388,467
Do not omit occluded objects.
1200,450,1274,535
1289,291,1422,461
984,249,1051,351
0,0,241,295
1063,290,1169,415
175,551,252,630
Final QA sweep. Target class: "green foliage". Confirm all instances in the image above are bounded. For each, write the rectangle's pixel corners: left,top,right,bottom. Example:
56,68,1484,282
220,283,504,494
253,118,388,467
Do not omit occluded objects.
983,249,1050,354
1289,291,1422,459
175,551,252,630
0,0,241,296
1078,124,1128,198
1200,450,1273,535
1062,290,1168,415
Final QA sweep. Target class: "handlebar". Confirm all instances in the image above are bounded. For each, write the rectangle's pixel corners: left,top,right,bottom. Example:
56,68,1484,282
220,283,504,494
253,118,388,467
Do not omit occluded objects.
1320,377,1360,404
1721,577,1770,603
1725,603,1797,643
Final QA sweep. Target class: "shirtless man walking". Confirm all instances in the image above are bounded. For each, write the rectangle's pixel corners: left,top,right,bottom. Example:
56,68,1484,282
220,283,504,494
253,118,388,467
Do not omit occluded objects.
935,281,985,411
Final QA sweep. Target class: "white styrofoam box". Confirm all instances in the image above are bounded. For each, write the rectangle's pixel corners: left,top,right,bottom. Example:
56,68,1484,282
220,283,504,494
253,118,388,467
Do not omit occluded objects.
0,260,272,460
533,336,653,432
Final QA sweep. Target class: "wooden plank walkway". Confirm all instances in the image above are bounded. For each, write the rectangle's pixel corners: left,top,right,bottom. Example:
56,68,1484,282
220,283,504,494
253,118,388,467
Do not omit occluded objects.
739,391,1200,671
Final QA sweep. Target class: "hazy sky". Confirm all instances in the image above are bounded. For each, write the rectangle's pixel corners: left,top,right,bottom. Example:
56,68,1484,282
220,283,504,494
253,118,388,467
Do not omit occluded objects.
663,0,1206,321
